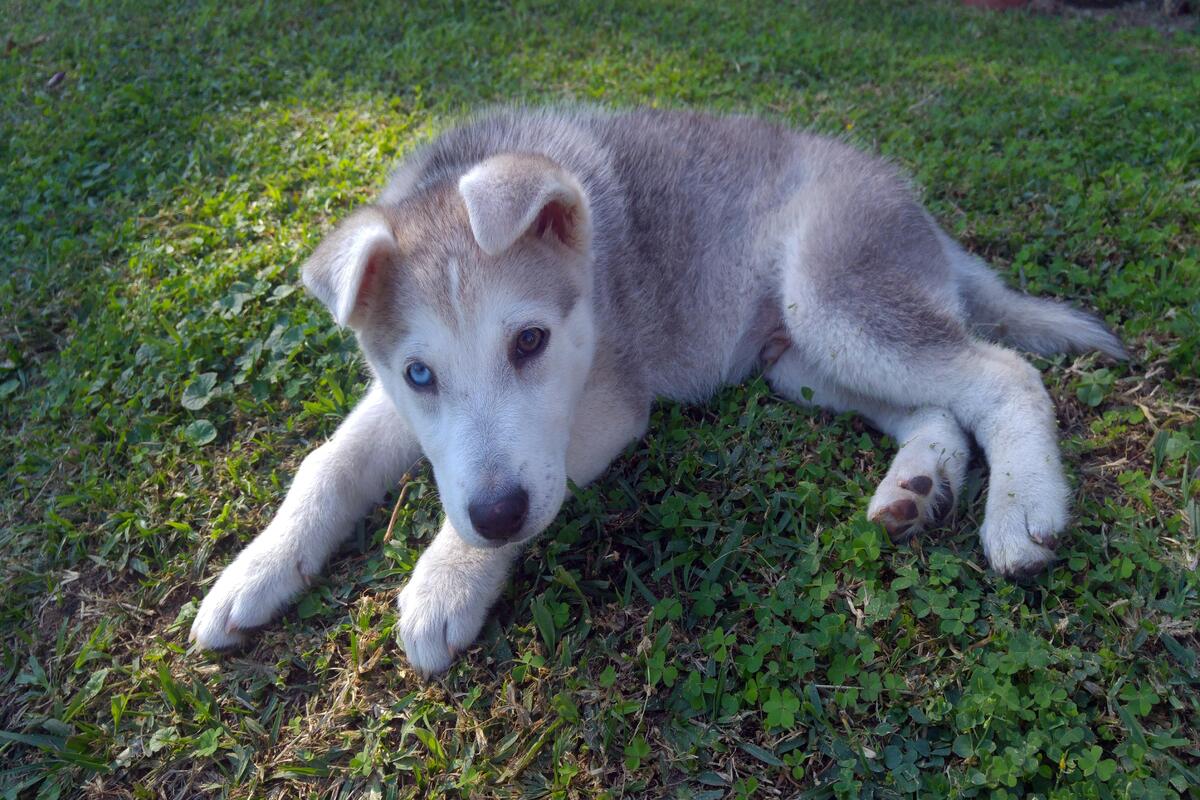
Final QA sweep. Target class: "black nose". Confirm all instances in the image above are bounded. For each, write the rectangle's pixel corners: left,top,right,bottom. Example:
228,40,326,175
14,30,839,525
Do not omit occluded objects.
468,488,529,541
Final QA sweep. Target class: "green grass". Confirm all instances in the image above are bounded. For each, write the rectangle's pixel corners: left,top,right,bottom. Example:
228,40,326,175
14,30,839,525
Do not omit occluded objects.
2,0,1199,797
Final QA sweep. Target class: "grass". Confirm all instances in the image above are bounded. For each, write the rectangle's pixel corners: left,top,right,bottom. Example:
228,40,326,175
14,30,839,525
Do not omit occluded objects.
2,0,1198,797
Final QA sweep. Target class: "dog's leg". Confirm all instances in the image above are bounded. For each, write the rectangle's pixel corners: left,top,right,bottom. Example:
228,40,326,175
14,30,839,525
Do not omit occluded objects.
785,336,1066,578
833,341,1065,577
777,283,1066,578
932,343,1067,577
397,370,649,676
191,383,420,649
765,348,968,540
771,180,1074,577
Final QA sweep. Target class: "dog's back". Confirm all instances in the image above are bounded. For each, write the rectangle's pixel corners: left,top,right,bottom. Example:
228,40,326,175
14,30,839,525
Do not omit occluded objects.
385,107,1124,393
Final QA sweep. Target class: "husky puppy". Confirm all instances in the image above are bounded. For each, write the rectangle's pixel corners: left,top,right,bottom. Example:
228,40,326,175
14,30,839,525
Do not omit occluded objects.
190,107,1125,675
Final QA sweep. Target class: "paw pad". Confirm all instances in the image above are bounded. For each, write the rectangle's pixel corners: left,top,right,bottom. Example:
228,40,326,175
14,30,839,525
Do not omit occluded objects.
870,472,956,542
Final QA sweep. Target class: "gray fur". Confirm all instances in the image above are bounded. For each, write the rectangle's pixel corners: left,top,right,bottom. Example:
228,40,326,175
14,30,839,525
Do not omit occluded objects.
378,106,1124,398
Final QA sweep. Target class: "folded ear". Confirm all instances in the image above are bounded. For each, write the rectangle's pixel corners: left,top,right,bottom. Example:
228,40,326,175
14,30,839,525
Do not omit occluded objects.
457,155,591,257
301,206,399,329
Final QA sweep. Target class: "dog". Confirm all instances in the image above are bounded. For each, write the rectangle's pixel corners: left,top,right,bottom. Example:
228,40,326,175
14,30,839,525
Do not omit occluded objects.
189,106,1126,675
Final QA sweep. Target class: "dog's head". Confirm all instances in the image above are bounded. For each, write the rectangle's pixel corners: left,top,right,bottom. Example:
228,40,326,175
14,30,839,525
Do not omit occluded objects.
301,154,596,548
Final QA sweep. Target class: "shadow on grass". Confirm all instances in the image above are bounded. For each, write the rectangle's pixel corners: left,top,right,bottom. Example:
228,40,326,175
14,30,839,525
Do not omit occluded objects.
1,1,1198,796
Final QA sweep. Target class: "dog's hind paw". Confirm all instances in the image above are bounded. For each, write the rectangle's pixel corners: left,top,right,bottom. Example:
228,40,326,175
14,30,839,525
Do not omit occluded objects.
980,492,1067,580
982,530,1058,581
868,470,956,542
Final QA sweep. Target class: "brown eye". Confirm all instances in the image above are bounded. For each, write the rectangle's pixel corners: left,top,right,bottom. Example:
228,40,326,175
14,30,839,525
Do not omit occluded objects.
513,327,547,360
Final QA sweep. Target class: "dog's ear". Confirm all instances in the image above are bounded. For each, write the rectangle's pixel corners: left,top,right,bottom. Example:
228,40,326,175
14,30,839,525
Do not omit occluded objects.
301,206,399,329
458,155,591,258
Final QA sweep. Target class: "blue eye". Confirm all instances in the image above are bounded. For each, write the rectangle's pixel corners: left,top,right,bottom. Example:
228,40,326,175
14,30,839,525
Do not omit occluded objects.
405,361,435,389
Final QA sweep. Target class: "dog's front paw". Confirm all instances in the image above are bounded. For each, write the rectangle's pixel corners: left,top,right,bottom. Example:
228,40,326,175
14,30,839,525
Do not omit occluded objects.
397,557,496,677
190,534,316,650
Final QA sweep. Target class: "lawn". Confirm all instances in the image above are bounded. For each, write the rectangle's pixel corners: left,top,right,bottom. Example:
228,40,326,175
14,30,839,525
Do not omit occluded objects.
2,0,1198,797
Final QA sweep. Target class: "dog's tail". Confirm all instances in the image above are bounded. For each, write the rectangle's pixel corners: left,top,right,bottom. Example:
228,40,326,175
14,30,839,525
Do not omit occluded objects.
953,248,1128,360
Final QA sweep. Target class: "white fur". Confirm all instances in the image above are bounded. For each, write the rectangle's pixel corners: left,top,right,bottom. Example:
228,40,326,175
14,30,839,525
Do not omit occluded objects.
946,345,1067,573
397,519,522,676
395,361,650,673
376,288,597,549
765,349,971,536
866,408,970,527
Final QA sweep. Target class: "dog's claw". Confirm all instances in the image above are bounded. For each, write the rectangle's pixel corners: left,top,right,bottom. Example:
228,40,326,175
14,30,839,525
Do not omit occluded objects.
980,489,1066,579
999,546,1057,581
930,481,955,522
191,530,316,651
397,558,496,678
1029,530,1061,550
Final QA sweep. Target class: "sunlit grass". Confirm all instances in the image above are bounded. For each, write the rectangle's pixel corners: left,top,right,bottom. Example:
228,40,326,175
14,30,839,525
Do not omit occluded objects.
1,1,1198,797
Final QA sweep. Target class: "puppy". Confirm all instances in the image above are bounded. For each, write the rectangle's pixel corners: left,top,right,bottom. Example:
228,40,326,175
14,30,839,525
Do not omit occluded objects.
191,107,1125,675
